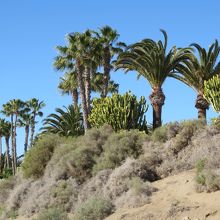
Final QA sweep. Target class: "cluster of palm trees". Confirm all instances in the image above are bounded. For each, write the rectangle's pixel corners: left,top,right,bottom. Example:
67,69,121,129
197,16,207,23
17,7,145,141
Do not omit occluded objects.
54,26,125,130
0,98,45,175
55,26,220,131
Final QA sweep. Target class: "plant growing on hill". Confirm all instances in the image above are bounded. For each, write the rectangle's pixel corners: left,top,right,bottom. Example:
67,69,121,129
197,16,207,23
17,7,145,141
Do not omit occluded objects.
22,134,61,179
204,75,220,113
73,196,113,220
89,92,148,132
171,40,220,120
41,105,84,137
116,30,192,129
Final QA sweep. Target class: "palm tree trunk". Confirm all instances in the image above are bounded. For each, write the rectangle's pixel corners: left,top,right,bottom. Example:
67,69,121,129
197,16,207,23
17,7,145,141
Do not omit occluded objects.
76,60,90,130
72,89,78,109
10,114,15,175
149,87,165,130
102,47,111,98
85,66,91,114
195,93,209,122
30,113,36,146
13,114,18,174
5,136,10,169
24,125,29,153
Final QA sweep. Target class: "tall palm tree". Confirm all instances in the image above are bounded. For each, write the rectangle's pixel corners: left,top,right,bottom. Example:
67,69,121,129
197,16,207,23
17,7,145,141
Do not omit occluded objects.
0,119,5,173
95,25,124,97
170,40,220,119
2,121,11,169
116,30,192,129
41,105,84,136
2,99,25,174
28,98,45,146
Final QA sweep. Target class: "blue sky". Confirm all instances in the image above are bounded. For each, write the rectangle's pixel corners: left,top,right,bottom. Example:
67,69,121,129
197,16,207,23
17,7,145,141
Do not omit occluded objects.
0,0,219,155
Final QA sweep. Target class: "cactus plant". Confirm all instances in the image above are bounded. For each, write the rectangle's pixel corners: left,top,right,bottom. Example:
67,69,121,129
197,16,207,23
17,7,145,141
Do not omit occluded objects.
89,92,148,132
204,75,220,112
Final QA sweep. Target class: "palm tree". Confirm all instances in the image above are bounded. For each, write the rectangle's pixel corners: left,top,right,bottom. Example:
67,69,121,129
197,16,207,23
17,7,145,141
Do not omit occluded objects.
28,98,45,146
170,40,220,119
18,113,32,153
2,99,25,174
41,105,84,136
116,30,192,129
92,72,119,95
0,119,5,173
58,71,79,109
2,121,11,169
95,25,124,97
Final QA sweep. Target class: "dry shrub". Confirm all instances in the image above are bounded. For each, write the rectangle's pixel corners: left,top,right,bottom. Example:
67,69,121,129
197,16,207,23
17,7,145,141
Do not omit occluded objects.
0,176,16,209
103,158,153,200
22,134,62,179
73,196,113,220
115,177,157,209
93,130,145,174
33,208,70,220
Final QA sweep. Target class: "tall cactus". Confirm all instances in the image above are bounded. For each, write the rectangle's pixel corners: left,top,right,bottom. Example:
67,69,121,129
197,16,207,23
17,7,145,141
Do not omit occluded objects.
89,92,148,132
204,75,220,112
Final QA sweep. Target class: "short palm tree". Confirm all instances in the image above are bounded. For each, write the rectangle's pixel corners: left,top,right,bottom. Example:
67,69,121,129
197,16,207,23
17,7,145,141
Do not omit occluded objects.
18,113,32,153
116,30,192,129
41,105,84,136
28,98,45,146
58,71,79,109
170,40,220,119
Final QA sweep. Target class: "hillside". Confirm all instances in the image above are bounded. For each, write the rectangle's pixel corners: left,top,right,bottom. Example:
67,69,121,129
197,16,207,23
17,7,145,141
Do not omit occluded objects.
1,121,220,220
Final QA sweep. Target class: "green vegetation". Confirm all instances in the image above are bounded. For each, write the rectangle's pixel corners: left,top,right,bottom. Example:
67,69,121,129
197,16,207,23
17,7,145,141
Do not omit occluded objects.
33,208,70,220
73,196,113,220
41,105,84,137
89,92,148,132
204,75,220,113
22,134,61,178
93,130,145,173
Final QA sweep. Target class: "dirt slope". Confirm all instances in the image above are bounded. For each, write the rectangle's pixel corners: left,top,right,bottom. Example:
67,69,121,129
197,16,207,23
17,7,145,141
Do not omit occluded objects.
105,170,220,220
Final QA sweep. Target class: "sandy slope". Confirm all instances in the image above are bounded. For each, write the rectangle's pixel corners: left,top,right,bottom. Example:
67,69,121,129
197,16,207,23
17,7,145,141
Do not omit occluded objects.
105,170,220,220
8,170,220,220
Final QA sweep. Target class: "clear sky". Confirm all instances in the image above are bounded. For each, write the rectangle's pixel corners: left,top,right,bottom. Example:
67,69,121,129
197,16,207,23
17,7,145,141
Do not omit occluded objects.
0,0,219,155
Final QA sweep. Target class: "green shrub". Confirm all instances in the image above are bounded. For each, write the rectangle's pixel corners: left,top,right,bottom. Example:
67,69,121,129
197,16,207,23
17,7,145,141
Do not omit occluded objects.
22,134,62,179
73,196,113,220
89,92,148,133
151,126,168,143
195,159,206,185
93,130,145,174
51,180,74,211
33,208,69,220
211,117,220,129
171,120,206,154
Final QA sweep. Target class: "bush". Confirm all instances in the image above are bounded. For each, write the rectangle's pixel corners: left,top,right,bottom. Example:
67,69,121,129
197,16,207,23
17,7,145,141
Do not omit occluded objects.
0,176,15,204
151,126,168,143
89,92,148,133
33,208,70,220
58,126,113,183
22,134,62,179
73,196,113,220
128,177,153,195
93,130,145,174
